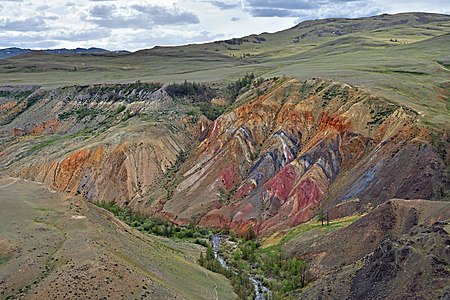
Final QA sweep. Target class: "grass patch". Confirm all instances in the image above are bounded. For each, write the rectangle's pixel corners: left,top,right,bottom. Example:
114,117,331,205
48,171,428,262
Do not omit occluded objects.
0,89,35,100
278,215,362,246
28,135,65,153
436,60,450,70
115,104,126,114
261,214,363,254
0,257,9,265
27,128,94,154
58,107,102,121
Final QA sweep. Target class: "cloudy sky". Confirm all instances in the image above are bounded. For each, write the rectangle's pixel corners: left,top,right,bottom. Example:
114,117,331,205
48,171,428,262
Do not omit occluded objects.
0,0,449,51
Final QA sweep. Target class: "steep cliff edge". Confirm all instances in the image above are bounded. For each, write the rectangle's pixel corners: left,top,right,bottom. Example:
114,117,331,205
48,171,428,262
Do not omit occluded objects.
1,77,448,236
157,78,449,234
0,82,211,206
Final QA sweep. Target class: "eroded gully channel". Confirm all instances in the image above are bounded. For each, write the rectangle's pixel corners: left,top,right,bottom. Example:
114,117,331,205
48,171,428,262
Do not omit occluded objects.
210,234,271,300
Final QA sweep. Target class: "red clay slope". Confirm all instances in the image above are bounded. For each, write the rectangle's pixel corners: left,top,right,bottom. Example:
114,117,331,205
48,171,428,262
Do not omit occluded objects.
157,78,448,235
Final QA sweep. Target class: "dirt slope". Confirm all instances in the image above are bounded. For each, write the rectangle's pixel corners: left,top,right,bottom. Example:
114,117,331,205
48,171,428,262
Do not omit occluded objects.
0,176,235,300
289,200,450,300
0,83,210,208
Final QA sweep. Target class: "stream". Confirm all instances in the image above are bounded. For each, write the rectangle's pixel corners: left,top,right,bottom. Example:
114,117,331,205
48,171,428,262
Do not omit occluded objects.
210,234,271,300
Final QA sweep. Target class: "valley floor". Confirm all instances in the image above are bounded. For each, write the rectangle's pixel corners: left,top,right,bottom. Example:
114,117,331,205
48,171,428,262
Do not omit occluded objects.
0,176,235,300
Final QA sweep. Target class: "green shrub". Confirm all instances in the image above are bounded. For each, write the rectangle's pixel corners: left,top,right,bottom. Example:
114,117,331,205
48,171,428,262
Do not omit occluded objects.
97,201,210,240
115,104,126,114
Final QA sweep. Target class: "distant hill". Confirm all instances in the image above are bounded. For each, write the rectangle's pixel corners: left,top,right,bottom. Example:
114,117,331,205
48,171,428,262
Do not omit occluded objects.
0,47,129,59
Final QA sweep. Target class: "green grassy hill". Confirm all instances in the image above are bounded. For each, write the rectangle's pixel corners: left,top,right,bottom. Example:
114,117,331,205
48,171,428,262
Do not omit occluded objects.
1,12,449,127
0,176,235,299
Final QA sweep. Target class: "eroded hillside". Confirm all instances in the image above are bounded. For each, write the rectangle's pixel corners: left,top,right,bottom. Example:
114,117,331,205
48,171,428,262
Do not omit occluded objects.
1,12,449,300
288,199,450,299
0,82,211,206
1,77,448,238
157,78,449,235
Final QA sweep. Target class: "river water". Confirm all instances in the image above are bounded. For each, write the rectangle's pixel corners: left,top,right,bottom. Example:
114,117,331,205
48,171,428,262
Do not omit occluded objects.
210,234,271,300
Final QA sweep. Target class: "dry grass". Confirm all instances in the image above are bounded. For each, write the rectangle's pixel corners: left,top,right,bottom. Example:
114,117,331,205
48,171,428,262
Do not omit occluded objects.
0,177,235,300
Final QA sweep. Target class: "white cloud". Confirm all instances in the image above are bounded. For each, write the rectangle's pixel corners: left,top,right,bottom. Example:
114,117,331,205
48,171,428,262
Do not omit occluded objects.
83,3,199,29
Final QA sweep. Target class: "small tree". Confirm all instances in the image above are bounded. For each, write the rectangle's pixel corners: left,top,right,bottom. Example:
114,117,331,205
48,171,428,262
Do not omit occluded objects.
318,203,325,226
245,225,256,241
298,260,308,288
206,245,215,261
199,252,205,267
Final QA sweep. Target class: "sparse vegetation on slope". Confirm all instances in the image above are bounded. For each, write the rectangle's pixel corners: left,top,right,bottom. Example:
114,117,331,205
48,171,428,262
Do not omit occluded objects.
98,202,212,241
0,13,449,127
1,12,450,300
0,177,236,300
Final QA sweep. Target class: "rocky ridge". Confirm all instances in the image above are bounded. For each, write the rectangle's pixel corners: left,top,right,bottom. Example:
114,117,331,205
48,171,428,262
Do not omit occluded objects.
0,82,210,207
156,78,448,235
0,77,448,235
293,199,450,300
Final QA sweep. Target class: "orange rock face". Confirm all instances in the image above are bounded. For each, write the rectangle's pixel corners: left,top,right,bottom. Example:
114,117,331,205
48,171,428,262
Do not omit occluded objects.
28,117,61,135
319,113,351,133
160,78,449,235
3,78,448,237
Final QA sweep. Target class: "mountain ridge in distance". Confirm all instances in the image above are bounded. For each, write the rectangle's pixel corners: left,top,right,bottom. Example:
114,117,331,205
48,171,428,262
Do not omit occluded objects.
0,47,130,60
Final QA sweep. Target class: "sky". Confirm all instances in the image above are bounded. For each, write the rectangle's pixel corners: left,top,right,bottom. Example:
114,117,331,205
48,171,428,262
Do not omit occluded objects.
0,0,449,51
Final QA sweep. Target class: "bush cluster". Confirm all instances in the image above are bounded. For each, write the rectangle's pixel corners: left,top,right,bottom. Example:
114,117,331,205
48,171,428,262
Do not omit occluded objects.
165,81,217,103
97,202,210,240
199,244,255,299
